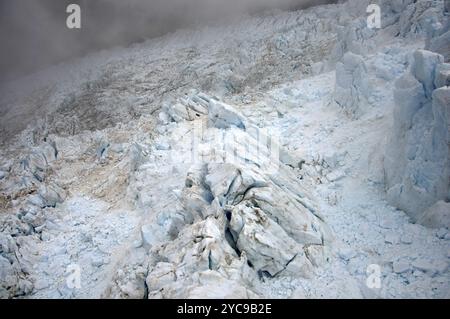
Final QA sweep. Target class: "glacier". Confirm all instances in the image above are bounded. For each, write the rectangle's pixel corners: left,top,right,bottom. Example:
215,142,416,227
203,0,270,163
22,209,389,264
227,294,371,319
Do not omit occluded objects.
0,0,449,299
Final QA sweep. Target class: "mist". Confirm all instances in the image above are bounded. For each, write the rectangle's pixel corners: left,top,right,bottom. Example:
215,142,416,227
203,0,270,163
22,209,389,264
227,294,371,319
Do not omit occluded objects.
0,0,336,82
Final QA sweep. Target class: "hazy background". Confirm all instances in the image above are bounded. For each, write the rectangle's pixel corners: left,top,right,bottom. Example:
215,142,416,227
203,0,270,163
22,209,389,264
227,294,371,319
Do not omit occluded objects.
0,0,336,82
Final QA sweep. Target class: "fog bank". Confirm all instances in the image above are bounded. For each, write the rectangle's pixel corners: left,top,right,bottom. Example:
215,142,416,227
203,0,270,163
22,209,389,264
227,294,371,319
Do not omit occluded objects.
0,0,336,82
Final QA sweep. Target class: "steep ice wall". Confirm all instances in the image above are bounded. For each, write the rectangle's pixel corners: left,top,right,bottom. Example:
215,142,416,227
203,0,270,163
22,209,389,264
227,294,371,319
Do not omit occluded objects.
327,0,450,225
384,49,450,226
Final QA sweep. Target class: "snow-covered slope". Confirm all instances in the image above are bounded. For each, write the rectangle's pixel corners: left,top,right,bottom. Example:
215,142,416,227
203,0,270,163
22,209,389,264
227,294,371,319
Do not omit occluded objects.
0,0,449,299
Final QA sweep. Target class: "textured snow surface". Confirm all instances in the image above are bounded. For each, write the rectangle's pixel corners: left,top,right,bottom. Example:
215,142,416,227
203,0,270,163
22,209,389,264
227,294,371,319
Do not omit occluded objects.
0,0,449,298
